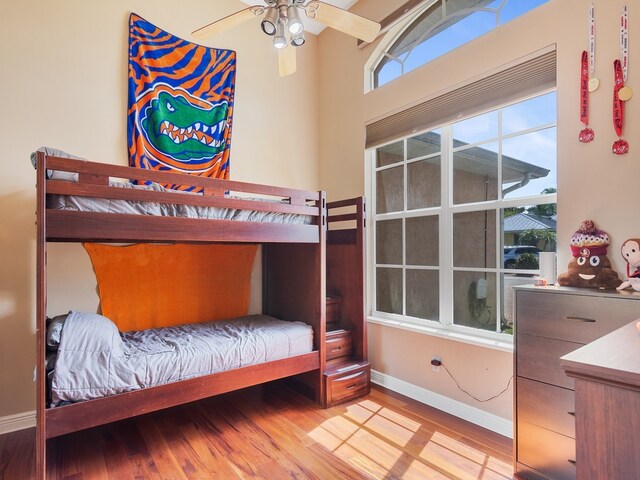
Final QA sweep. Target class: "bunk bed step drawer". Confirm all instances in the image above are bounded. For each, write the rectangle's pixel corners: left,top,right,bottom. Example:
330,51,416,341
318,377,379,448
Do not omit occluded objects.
326,329,352,361
324,362,371,407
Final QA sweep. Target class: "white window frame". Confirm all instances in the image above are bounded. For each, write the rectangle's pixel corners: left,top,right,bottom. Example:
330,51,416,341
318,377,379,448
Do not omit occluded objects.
366,89,557,352
370,0,549,91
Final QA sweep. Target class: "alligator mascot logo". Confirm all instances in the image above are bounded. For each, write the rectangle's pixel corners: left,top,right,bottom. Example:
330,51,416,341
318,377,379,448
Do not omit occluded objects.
138,85,229,169
127,13,236,191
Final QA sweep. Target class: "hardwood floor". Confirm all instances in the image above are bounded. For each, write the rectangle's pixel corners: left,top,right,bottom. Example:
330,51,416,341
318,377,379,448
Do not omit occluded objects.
0,383,513,479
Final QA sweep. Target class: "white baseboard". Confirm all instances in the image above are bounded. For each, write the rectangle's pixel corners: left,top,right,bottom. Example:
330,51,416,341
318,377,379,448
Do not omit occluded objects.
371,370,513,439
0,410,36,435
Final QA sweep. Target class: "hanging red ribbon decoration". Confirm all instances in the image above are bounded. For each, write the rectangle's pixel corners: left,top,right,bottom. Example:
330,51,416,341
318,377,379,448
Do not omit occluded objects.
579,50,594,142
612,59,629,155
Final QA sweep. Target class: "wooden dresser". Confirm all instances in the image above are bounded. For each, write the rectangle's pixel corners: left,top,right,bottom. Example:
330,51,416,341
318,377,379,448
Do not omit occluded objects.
514,286,640,480
561,321,640,479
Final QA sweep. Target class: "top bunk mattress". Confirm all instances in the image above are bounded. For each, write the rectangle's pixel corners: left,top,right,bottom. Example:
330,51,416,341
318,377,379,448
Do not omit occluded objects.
49,312,314,406
33,147,314,225
47,178,313,225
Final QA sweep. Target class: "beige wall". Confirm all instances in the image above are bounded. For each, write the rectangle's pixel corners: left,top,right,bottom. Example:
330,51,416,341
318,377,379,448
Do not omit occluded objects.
318,0,640,421
0,0,320,418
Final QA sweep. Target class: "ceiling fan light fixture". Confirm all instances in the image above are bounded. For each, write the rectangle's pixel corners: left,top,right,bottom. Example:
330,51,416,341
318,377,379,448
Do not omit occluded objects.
192,0,382,76
273,20,287,49
290,30,305,47
261,6,278,36
286,5,304,35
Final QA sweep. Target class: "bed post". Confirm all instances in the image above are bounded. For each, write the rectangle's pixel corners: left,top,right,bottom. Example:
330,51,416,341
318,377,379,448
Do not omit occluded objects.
35,151,47,480
318,191,327,403
356,196,367,360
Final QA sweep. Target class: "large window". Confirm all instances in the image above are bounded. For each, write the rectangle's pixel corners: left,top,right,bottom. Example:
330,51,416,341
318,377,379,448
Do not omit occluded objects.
371,91,557,338
373,0,548,89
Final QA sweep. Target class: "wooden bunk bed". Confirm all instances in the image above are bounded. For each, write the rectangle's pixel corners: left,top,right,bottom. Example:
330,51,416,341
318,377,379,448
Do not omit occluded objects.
35,151,337,479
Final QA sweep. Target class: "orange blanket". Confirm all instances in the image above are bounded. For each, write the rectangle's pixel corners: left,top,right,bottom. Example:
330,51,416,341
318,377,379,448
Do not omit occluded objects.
83,243,258,332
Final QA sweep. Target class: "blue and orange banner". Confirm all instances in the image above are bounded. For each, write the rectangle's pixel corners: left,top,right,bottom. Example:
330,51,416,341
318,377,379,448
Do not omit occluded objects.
127,13,236,190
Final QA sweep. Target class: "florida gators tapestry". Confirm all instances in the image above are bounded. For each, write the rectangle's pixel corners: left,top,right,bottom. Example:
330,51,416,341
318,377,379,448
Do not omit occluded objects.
127,13,236,190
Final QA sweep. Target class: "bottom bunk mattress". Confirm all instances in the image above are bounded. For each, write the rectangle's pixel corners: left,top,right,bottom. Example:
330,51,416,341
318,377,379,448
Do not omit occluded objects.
48,311,314,406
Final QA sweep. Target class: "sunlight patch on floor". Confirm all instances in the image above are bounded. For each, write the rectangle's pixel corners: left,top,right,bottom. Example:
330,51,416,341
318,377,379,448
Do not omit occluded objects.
343,402,378,425
420,432,512,480
378,407,422,432
485,455,514,478
420,440,483,479
402,459,451,480
358,410,417,447
308,399,512,480
430,431,489,464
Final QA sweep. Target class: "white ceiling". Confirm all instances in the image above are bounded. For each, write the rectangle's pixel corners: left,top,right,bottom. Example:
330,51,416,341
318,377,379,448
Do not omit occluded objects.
239,0,358,35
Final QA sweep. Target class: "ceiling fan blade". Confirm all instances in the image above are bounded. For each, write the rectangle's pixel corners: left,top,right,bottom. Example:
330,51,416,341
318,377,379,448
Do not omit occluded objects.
304,1,380,43
193,6,262,40
278,45,297,77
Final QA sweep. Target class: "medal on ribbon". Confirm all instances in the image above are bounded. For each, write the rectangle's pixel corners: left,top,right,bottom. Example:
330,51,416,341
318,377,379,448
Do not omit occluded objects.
612,59,629,155
579,51,594,143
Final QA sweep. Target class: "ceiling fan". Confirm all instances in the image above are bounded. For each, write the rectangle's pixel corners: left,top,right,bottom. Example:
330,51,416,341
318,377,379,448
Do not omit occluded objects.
192,0,381,76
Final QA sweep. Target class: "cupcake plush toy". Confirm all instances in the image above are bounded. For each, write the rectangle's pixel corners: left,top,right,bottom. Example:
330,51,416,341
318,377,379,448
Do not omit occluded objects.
557,220,621,289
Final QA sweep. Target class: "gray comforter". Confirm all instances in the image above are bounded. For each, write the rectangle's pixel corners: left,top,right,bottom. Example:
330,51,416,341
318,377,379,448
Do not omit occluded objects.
32,146,312,224
50,311,313,406
47,181,312,224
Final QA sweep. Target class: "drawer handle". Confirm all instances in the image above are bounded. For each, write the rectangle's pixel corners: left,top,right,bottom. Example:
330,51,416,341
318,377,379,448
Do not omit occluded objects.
347,383,358,390
568,460,576,466
331,347,342,352
566,315,596,323
567,411,576,417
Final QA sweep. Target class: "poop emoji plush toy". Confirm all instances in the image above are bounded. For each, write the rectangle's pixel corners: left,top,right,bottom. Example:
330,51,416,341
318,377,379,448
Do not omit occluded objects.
557,220,621,289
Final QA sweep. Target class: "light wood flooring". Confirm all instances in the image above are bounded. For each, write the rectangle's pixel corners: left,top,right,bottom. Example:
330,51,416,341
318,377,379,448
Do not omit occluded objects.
0,383,513,479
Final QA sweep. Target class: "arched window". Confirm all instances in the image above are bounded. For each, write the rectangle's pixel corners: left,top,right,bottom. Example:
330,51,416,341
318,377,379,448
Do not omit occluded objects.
373,0,548,89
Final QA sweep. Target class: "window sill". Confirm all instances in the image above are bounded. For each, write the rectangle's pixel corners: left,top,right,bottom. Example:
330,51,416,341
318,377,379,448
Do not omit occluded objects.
367,316,514,353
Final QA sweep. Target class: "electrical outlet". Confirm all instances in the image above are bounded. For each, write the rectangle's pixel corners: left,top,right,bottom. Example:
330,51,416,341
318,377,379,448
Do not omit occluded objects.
431,356,442,372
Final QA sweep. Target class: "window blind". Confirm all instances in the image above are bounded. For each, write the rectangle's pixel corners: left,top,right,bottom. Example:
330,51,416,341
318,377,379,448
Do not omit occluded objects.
366,48,557,149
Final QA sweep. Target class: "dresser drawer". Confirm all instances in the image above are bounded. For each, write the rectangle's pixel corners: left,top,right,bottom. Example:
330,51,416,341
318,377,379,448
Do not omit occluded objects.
516,291,639,344
517,334,581,390
326,329,352,361
517,377,575,438
517,421,576,480
325,363,370,406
